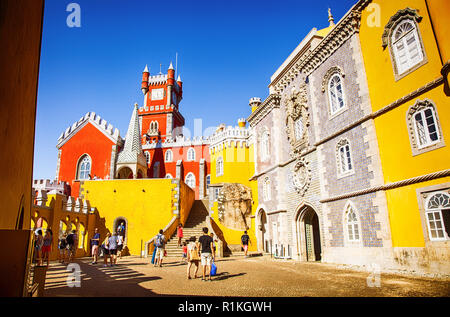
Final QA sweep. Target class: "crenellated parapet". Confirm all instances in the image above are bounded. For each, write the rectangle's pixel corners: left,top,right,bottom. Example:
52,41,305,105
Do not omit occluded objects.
56,112,123,149
33,179,65,194
142,134,210,150
208,123,251,155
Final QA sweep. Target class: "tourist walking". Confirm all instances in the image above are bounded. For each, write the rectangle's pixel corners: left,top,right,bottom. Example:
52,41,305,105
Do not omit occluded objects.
186,236,200,279
91,228,100,264
58,234,68,264
102,233,111,267
241,230,251,257
177,223,184,247
153,229,166,267
41,229,53,267
66,230,78,263
34,229,44,265
181,241,188,264
198,227,214,281
108,232,119,266
117,231,124,259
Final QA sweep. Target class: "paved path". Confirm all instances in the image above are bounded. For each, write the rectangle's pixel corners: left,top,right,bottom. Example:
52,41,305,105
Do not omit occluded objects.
43,255,450,297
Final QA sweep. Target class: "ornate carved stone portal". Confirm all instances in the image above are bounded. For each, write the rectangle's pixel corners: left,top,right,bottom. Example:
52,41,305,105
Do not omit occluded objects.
217,183,253,231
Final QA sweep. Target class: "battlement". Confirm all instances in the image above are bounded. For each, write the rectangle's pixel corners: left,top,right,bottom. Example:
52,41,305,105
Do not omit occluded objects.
57,112,122,148
142,135,210,150
33,179,65,194
208,124,251,154
32,189,92,214
147,73,168,86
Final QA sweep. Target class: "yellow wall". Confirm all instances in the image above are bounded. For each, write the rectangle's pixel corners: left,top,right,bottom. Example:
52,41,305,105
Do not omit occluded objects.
209,142,259,250
385,177,450,247
360,0,444,112
82,179,178,255
359,0,450,248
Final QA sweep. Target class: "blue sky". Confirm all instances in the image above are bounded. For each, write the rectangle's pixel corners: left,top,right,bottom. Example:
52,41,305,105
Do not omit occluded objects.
34,0,356,179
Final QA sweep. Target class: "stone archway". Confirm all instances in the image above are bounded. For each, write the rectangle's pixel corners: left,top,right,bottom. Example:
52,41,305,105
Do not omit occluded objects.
255,208,268,253
295,204,322,262
113,217,128,245
117,166,133,179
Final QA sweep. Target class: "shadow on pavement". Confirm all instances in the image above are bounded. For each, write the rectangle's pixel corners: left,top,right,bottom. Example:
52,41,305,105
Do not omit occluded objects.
44,260,163,297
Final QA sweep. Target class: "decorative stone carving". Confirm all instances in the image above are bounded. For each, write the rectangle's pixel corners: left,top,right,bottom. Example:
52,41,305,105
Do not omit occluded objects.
285,84,310,157
292,158,311,196
217,183,253,231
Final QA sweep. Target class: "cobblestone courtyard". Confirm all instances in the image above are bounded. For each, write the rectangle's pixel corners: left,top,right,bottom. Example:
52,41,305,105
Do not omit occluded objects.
42,255,450,297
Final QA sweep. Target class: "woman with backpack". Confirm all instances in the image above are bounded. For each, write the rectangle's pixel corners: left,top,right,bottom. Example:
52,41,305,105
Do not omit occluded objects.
153,229,166,267
186,236,200,279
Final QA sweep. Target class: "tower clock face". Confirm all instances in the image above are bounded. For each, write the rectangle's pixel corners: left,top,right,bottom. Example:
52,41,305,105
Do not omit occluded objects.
151,88,164,100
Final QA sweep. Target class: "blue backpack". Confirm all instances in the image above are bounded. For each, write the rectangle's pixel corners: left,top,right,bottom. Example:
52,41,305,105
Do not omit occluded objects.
155,234,164,248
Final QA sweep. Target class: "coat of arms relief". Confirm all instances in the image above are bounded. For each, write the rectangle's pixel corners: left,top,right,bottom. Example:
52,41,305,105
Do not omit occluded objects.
285,83,312,196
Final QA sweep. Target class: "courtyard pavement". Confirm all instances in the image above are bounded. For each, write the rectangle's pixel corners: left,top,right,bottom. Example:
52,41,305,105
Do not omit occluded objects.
42,255,450,297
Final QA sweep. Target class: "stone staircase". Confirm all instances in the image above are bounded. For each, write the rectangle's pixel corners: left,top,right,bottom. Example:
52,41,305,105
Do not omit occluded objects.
165,199,210,257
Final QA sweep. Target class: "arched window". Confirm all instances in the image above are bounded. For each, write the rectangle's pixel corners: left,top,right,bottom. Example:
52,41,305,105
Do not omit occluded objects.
216,156,224,177
153,161,160,178
407,99,444,156
260,129,270,160
336,139,353,176
413,106,440,149
263,177,271,201
77,155,91,180
328,74,345,115
294,119,304,140
187,148,195,161
144,151,151,164
165,149,173,162
206,175,211,189
425,192,450,241
391,20,424,76
185,173,196,189
345,203,360,242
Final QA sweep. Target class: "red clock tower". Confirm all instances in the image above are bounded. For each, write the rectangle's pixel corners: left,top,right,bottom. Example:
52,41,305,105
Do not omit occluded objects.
139,63,184,143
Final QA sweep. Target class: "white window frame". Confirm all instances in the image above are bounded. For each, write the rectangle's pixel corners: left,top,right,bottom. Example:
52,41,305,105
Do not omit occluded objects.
187,148,195,161
260,129,270,161
185,172,196,189
391,20,424,76
263,177,271,201
336,139,354,177
145,151,151,165
77,155,91,180
206,174,211,189
216,156,224,177
412,106,440,150
165,149,173,162
328,73,346,116
345,202,360,242
425,192,450,241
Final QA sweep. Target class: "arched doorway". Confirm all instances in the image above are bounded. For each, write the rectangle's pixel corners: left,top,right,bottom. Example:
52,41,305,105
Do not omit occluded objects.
256,208,268,253
113,217,127,244
117,167,133,179
296,204,322,262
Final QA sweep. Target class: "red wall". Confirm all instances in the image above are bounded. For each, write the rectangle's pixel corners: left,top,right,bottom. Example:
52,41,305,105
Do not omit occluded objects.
58,122,115,197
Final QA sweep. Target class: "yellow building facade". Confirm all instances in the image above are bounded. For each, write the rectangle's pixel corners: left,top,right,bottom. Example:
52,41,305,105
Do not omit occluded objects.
359,0,449,272
208,121,259,253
